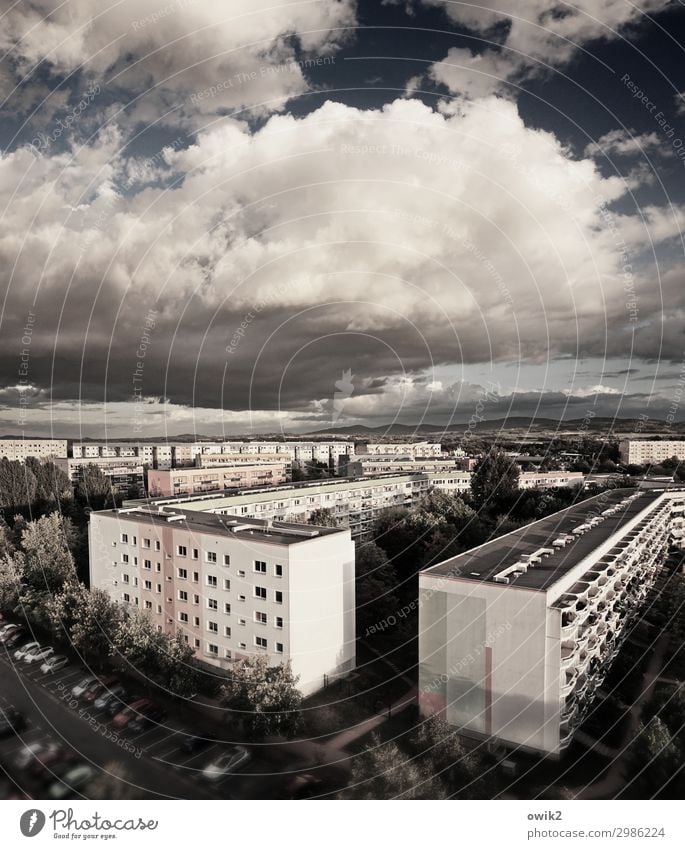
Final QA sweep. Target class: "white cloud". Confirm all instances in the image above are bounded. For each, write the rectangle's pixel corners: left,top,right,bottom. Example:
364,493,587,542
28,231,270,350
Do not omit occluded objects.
584,129,666,159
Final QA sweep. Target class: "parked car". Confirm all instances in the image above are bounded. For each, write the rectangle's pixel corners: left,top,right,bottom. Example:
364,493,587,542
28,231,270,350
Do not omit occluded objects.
80,675,118,705
24,646,55,665
13,641,41,662
201,747,250,782
179,733,212,754
47,764,97,799
93,684,126,712
71,675,98,699
106,692,134,717
128,704,166,734
0,707,26,737
112,698,152,729
40,654,69,674
2,630,27,649
32,747,77,780
14,741,57,771
0,624,23,643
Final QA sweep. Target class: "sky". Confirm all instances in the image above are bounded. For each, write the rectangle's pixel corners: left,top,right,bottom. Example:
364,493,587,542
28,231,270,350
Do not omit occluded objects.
0,0,684,438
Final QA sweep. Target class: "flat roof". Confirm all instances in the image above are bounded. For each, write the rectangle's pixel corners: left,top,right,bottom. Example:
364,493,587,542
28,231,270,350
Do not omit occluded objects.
423,489,666,591
93,508,345,545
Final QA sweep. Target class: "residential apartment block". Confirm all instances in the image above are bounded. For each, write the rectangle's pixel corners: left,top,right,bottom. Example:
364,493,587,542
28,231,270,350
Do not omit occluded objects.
61,456,146,495
357,442,443,458
147,461,289,497
89,507,355,695
419,487,684,756
0,438,67,462
342,455,462,477
124,472,472,539
518,471,585,490
619,439,685,465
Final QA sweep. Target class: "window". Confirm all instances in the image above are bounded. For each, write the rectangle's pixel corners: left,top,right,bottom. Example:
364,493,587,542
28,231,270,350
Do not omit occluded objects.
255,611,267,625
206,551,217,563
143,559,151,570
156,604,162,614
275,564,283,577
132,536,137,546
192,572,199,583
238,570,245,578
255,636,267,649
121,553,129,564
177,545,187,557
156,584,161,593
276,616,283,629
223,579,231,591
193,616,200,627
194,639,200,648
193,594,200,605
122,574,129,584
224,626,231,638
239,642,246,649
179,612,189,623
238,618,246,626
192,548,199,560
133,576,139,587
123,593,130,603
224,602,231,615
207,643,218,656
276,642,283,654
144,600,152,610
155,540,161,551
207,621,218,633
275,591,283,604
143,538,151,548
254,560,267,574
178,590,188,602
254,586,267,600
121,533,129,544
206,575,217,588
144,580,152,591
223,554,231,566
224,649,232,659
177,568,188,580
156,563,161,572
207,598,218,611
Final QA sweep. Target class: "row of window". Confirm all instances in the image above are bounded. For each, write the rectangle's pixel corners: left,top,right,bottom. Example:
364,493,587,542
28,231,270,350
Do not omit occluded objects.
206,639,283,655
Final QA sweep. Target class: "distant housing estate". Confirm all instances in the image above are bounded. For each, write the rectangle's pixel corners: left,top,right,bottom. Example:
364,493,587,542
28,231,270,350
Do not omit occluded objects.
0,438,67,462
619,439,685,465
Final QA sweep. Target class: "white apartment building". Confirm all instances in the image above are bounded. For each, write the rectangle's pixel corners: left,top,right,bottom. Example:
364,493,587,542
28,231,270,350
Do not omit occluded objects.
61,457,146,495
89,508,356,696
147,461,289,497
518,471,585,490
124,472,472,539
72,440,352,471
357,442,443,458
419,487,685,756
343,455,461,477
0,438,67,462
619,439,685,465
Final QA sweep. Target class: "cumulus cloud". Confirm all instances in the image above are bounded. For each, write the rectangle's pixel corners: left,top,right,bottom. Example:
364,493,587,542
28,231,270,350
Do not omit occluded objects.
411,0,673,97
584,129,666,159
0,0,356,124
0,93,682,435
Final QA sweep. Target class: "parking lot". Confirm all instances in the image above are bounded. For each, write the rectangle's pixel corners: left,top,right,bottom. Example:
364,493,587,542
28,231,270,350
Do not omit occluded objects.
0,636,266,799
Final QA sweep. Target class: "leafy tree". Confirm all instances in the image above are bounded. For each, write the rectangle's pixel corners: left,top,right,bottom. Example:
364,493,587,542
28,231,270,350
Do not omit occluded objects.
0,516,14,558
76,463,115,508
470,450,520,507
20,512,77,592
660,573,685,646
221,654,302,739
411,715,489,798
627,718,680,798
308,508,338,527
0,552,22,613
160,631,201,698
355,541,400,637
111,609,165,677
343,735,444,799
70,587,122,665
0,458,37,509
25,458,72,504
45,578,86,642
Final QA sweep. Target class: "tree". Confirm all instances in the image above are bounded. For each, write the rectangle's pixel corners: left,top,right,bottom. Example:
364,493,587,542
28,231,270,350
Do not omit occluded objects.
0,552,22,613
471,450,520,507
160,631,201,698
20,512,77,592
70,587,123,665
308,508,338,527
0,458,37,509
45,578,86,642
411,715,489,798
111,609,165,677
355,541,400,637
221,654,302,739
343,735,444,799
660,573,685,646
25,458,72,504
76,463,115,508
627,718,680,798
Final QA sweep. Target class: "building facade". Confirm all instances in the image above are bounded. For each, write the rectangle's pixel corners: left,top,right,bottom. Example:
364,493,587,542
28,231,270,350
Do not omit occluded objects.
89,508,356,696
418,488,685,756
61,457,146,495
0,438,68,462
518,471,585,490
124,471,472,539
357,442,443,458
343,456,462,477
619,439,685,465
147,461,289,497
